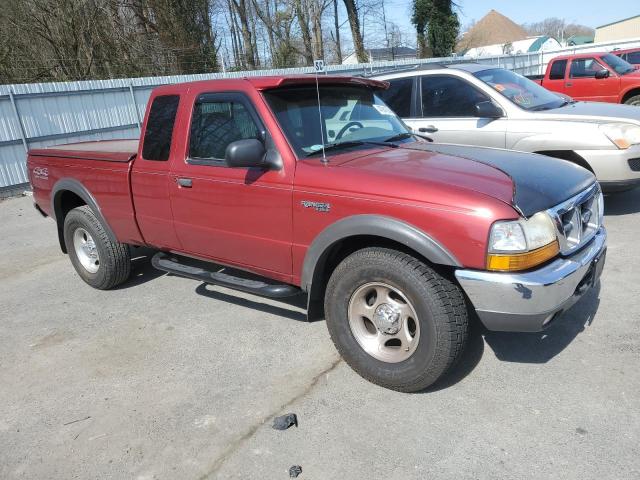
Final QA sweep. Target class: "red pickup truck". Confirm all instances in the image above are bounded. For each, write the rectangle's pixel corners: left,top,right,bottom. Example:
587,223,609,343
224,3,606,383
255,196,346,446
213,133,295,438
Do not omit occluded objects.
28,75,607,392
529,52,640,105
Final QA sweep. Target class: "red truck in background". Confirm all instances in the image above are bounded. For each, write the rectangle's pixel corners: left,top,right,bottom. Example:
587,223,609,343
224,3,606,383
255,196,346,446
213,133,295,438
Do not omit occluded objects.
614,47,640,68
529,52,640,105
27,75,606,392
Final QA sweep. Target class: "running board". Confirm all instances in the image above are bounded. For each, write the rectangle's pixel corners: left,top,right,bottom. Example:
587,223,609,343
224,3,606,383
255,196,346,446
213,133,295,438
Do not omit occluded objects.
151,252,301,299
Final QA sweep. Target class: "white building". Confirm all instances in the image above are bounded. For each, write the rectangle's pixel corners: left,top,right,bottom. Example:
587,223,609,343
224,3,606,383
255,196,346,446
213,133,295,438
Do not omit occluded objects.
463,36,562,59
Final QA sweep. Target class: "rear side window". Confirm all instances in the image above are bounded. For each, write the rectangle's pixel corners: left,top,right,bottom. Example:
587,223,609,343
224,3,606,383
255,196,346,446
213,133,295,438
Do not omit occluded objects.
189,97,261,161
142,95,180,161
549,60,567,80
376,78,412,117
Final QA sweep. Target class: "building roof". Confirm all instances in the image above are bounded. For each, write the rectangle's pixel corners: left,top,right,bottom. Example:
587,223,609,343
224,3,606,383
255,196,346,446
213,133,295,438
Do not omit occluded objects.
566,35,595,45
596,14,640,30
457,9,528,52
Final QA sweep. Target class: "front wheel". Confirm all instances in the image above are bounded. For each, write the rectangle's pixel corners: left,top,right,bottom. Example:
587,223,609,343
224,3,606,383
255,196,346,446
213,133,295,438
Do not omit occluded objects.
324,247,468,392
63,206,131,289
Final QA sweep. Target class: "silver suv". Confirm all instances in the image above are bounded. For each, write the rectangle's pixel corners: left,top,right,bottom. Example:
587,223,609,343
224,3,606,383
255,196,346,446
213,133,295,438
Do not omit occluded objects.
374,63,640,192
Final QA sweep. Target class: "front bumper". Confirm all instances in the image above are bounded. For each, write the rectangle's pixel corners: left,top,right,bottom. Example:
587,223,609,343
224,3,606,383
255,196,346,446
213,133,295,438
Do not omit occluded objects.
576,145,640,187
455,227,607,332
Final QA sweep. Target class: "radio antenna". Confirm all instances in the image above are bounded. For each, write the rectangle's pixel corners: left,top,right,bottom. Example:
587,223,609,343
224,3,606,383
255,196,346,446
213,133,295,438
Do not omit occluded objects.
313,59,327,163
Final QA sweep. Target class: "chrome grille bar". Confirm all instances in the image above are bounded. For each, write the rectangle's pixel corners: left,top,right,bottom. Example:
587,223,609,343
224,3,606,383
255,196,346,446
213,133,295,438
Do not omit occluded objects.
547,183,602,255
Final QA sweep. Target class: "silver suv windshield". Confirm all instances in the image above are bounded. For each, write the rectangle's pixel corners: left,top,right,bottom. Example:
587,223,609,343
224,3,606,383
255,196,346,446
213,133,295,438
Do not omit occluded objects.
474,68,566,111
263,85,412,157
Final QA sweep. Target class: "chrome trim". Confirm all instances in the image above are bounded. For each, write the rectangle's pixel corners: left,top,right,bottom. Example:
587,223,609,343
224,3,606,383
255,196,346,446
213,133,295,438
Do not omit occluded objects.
456,227,606,332
546,183,602,255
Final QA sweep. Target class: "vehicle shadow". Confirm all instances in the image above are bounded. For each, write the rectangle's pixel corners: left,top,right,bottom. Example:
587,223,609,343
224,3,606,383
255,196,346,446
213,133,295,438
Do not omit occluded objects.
604,186,640,216
114,247,166,289
422,282,601,392
482,282,601,364
195,283,308,322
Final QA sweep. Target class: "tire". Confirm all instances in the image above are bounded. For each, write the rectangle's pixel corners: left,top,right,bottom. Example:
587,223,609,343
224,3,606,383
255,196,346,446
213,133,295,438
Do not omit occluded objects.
63,206,131,289
624,94,640,106
324,247,468,392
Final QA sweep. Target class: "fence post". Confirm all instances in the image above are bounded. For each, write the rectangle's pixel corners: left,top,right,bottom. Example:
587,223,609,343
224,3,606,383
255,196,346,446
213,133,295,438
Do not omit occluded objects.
8,88,28,153
129,83,141,132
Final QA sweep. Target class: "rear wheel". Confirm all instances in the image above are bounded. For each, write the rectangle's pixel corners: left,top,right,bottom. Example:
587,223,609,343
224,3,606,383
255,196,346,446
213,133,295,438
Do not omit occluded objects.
624,94,640,106
324,247,468,392
63,206,131,289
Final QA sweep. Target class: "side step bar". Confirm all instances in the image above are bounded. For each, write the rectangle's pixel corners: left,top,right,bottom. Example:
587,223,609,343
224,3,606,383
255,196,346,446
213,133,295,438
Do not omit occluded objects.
151,252,301,299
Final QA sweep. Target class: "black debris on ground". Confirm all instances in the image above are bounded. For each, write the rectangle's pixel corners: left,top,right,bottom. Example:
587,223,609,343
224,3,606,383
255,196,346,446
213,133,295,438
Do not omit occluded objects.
289,465,302,478
272,413,298,430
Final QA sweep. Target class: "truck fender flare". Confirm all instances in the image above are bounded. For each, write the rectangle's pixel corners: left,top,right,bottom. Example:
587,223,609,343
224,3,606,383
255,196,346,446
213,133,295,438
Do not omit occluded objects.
51,178,117,252
301,214,460,292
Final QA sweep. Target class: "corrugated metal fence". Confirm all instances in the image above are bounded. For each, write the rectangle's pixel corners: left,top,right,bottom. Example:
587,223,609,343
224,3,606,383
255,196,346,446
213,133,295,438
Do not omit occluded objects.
1,38,639,190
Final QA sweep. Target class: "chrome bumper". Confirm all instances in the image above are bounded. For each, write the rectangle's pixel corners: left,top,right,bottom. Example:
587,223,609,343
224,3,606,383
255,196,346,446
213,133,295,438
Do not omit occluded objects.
455,227,607,332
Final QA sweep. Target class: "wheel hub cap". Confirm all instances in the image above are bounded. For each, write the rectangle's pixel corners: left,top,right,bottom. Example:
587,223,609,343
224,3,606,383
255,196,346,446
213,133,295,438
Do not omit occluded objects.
73,227,100,274
347,282,420,363
373,303,401,334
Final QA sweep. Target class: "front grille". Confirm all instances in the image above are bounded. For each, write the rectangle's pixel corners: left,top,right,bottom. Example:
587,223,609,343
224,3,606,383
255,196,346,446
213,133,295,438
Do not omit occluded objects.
547,184,602,255
629,158,640,172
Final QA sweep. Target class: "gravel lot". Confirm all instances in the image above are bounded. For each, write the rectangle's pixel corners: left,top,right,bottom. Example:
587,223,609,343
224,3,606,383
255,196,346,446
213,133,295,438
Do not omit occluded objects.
1,190,639,480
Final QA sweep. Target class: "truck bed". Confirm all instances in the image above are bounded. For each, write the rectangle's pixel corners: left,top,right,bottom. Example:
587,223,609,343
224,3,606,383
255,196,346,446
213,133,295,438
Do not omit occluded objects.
29,139,138,162
27,138,143,246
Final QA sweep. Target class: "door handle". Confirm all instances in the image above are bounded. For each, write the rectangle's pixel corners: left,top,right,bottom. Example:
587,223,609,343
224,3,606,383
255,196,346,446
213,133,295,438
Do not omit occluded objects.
419,125,438,133
565,82,573,87
175,177,192,188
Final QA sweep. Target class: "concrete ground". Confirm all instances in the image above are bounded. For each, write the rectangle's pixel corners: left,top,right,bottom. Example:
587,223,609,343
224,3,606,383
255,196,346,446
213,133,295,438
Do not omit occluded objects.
1,190,639,480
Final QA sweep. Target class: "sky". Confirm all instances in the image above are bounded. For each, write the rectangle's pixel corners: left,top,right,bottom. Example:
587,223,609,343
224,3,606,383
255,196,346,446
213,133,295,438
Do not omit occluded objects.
384,0,639,37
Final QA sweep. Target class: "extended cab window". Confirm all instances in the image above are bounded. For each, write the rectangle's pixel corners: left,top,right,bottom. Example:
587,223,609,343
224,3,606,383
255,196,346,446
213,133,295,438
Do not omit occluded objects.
549,60,567,80
189,96,261,161
142,95,180,161
569,58,605,78
421,75,488,117
376,78,412,117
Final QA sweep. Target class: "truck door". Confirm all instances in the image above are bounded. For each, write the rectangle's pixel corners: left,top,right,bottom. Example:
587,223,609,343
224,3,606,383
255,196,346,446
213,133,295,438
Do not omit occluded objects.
566,57,619,102
543,59,568,95
168,92,294,279
130,94,183,251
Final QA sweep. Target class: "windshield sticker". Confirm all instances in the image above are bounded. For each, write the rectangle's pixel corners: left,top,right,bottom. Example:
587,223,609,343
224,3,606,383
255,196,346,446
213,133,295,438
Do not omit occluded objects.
373,104,394,116
494,84,506,92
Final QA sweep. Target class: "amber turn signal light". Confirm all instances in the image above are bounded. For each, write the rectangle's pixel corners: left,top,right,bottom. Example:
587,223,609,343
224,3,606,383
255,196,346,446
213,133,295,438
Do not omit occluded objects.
487,241,560,272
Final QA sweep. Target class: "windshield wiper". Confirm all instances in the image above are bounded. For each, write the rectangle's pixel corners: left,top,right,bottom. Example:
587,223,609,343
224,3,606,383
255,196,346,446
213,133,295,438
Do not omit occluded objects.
383,132,413,143
305,141,365,157
306,139,402,157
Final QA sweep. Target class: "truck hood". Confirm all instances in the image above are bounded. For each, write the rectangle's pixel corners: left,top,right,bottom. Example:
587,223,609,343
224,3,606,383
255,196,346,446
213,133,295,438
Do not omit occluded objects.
538,101,640,125
341,143,595,217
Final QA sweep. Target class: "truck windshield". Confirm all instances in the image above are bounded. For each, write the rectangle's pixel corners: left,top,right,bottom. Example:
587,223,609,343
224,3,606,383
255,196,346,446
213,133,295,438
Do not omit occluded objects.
263,85,412,157
474,68,565,111
600,53,635,75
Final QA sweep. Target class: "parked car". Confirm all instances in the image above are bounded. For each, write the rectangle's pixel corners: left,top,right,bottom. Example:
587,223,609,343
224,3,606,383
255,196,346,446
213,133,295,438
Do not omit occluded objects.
28,75,606,392
613,47,640,68
526,52,640,105
374,63,640,191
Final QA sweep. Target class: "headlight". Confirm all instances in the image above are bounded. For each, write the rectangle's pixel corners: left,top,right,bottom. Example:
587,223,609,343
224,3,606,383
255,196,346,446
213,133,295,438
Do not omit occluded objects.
487,212,559,271
600,123,640,149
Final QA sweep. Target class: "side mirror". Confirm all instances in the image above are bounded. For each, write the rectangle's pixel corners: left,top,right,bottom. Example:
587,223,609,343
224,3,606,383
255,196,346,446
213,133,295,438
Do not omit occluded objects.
595,69,610,79
475,100,504,119
225,139,269,169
